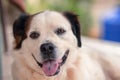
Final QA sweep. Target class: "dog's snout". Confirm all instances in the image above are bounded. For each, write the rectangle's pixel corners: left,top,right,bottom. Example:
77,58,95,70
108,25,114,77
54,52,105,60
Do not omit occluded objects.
40,43,55,54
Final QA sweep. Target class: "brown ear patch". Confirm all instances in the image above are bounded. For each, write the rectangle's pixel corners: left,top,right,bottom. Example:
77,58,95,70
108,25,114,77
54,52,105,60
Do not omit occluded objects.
63,12,81,47
13,14,32,49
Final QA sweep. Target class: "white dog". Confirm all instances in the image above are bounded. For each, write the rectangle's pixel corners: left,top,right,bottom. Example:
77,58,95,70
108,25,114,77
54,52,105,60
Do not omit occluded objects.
12,10,120,80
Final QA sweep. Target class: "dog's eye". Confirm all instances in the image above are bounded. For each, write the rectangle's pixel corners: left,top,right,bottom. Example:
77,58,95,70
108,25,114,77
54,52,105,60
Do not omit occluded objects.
30,31,40,39
55,28,66,35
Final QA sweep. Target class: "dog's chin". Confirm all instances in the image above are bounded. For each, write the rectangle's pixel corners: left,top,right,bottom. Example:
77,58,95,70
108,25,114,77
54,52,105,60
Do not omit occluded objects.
32,50,69,77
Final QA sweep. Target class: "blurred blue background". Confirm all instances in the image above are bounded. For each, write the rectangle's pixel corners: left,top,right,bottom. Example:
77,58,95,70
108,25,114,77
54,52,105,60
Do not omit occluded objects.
101,5,120,42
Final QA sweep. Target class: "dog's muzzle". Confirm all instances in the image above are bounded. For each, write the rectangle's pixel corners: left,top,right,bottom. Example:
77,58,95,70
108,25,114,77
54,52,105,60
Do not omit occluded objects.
32,49,69,76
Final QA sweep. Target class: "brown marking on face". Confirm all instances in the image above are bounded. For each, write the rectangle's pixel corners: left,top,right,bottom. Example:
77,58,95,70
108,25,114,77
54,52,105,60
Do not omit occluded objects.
14,36,22,47
13,14,33,49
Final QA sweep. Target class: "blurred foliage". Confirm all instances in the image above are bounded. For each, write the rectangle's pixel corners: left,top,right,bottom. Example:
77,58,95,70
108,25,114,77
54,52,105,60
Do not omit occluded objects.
26,0,94,35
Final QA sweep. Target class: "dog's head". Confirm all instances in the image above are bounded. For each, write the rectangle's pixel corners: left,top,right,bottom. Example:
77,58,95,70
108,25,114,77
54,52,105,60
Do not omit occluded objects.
13,11,81,76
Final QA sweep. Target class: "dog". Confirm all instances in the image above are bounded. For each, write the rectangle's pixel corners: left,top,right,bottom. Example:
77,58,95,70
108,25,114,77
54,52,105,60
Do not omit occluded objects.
12,10,120,80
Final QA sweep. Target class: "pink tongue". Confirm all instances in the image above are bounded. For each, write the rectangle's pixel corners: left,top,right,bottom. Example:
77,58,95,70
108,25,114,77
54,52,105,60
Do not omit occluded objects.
42,60,59,76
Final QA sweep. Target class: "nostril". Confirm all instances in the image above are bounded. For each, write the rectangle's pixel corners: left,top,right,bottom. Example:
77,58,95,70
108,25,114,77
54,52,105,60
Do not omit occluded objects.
49,46,54,51
40,44,48,53
41,46,46,52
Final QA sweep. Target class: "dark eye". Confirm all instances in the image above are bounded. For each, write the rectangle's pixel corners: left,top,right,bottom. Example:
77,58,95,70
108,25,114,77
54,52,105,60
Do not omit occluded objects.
30,31,40,39
55,28,66,35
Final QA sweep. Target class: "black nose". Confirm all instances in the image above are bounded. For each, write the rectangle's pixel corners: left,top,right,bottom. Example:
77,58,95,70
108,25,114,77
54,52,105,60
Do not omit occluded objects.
40,43,55,54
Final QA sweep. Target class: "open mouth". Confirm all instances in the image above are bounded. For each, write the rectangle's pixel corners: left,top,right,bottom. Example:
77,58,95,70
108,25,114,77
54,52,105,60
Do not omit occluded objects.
32,50,69,76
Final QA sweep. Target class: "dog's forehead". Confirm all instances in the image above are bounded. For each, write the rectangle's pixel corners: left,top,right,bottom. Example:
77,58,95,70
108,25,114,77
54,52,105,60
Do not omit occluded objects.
29,11,71,31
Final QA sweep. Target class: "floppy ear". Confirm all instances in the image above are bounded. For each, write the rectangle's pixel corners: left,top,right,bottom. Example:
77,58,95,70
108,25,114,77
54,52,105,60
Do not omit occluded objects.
13,14,29,49
63,12,81,47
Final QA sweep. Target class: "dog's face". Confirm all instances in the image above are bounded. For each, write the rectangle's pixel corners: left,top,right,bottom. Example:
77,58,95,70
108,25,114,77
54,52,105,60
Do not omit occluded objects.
13,11,81,77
